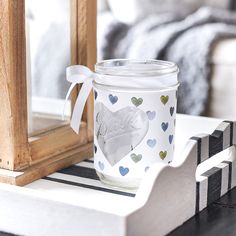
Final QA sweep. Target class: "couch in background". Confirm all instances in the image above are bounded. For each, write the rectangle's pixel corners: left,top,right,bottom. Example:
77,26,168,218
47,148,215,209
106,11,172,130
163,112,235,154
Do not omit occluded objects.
98,0,236,119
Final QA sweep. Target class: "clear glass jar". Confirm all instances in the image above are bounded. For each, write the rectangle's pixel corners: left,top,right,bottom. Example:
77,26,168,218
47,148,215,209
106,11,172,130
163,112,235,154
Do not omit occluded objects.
93,59,179,189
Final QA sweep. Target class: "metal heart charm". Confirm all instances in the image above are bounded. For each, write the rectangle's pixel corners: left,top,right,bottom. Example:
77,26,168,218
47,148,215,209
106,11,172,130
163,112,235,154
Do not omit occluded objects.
95,102,149,166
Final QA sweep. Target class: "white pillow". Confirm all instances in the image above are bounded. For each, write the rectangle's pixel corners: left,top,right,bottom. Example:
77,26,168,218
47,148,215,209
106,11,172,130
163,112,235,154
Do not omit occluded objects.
107,0,231,24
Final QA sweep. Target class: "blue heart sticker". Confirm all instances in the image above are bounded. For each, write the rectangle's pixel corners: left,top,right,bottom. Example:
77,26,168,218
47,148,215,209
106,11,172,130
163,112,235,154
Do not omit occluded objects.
98,161,104,170
94,145,97,154
161,122,168,132
109,94,118,104
146,111,156,120
119,166,129,176
170,107,174,116
147,139,157,148
94,90,98,100
169,135,173,144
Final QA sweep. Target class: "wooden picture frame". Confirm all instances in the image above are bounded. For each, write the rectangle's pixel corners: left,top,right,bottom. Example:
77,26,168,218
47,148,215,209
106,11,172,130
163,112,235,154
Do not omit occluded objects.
0,0,96,185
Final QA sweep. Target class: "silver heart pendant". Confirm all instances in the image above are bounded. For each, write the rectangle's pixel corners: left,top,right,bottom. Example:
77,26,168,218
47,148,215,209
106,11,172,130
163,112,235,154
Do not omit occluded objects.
95,102,149,166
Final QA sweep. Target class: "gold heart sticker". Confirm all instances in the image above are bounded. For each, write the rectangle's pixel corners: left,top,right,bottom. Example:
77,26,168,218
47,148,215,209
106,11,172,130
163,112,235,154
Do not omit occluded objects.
160,95,169,105
159,151,167,160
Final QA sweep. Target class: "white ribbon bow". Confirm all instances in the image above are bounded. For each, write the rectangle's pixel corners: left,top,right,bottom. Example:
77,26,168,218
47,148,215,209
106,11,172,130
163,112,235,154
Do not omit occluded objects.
64,65,94,134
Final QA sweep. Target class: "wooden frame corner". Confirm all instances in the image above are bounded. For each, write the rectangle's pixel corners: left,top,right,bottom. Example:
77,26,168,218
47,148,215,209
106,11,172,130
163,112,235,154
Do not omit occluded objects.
0,0,96,185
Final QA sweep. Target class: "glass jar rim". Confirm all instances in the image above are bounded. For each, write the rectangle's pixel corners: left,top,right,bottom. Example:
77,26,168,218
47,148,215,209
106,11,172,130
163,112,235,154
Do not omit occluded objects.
95,59,179,77
93,80,179,92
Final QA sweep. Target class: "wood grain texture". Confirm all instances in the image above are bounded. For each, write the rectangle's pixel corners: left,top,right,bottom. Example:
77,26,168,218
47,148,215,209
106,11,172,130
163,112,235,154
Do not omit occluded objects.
71,0,79,66
0,0,95,185
70,0,80,109
29,122,88,164
77,0,96,141
0,0,31,170
70,0,96,140
0,142,93,186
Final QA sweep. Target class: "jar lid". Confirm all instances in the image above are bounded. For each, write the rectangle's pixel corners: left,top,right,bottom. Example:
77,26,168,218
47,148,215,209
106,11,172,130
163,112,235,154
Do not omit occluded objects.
94,59,179,89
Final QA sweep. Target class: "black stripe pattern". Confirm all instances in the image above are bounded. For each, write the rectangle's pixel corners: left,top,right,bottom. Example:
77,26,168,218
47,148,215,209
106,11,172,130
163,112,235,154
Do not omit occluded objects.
202,167,222,205
43,176,136,197
193,120,235,214
42,161,136,198
190,137,202,164
58,165,99,180
223,160,232,191
209,130,223,158
195,182,200,214
83,159,94,164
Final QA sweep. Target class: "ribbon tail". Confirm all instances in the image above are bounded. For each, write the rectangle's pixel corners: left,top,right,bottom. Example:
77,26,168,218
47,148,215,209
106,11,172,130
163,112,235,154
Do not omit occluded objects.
70,78,93,134
62,82,77,120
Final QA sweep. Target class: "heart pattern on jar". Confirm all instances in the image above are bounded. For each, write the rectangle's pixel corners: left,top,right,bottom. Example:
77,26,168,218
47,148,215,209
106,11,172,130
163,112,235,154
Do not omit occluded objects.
160,95,169,105
161,122,169,132
159,151,167,160
109,94,118,104
130,153,142,163
146,111,156,120
119,166,129,176
95,102,149,166
169,135,173,144
131,97,143,107
94,89,177,178
98,161,104,170
170,107,174,116
147,139,157,148
94,90,98,100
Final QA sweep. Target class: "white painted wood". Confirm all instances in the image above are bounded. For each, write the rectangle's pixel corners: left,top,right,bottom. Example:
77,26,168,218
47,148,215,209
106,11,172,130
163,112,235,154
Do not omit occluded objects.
0,183,126,236
218,162,229,196
233,122,236,145
75,161,94,168
229,146,236,188
127,140,198,236
0,115,234,236
197,133,209,162
174,115,221,160
198,176,208,212
217,122,230,149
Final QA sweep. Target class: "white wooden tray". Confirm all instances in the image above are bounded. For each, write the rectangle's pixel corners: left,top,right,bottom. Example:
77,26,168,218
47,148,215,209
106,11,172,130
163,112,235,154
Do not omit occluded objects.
0,115,235,236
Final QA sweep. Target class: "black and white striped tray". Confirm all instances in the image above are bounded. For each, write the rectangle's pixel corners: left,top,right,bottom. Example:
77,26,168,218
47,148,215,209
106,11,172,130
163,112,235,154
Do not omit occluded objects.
2,115,234,236
193,121,236,214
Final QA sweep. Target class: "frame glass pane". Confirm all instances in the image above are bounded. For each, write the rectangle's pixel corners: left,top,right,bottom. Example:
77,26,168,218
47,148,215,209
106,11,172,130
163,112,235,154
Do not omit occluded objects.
25,0,71,136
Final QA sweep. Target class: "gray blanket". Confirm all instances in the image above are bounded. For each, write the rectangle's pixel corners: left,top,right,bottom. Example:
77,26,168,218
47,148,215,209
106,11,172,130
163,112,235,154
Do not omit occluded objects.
98,7,236,115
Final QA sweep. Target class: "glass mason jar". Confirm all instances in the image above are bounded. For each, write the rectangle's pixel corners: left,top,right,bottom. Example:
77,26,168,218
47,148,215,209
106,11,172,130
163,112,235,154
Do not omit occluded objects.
93,59,179,189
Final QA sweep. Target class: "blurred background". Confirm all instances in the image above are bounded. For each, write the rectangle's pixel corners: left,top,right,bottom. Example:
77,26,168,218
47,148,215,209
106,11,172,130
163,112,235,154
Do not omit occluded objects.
25,0,236,135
